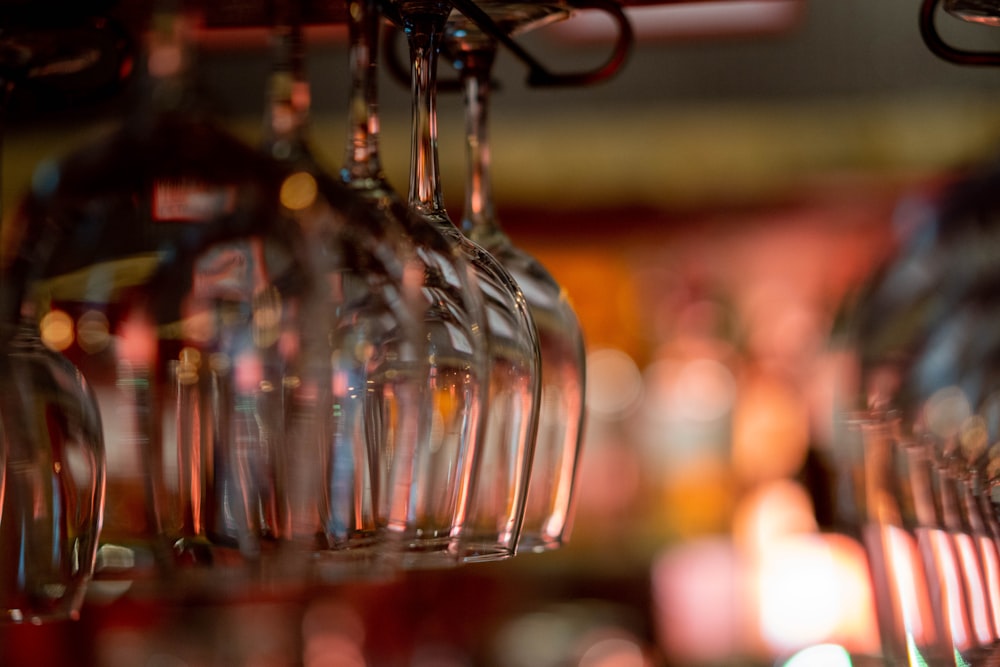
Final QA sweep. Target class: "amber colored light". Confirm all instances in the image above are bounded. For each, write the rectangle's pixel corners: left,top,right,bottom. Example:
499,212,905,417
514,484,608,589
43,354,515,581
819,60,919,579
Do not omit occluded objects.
39,309,74,352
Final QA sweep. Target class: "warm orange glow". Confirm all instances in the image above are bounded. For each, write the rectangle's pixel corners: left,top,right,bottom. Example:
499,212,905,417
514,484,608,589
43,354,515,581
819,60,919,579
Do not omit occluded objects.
731,373,810,484
540,248,645,361
39,309,74,351
659,457,733,538
280,171,319,211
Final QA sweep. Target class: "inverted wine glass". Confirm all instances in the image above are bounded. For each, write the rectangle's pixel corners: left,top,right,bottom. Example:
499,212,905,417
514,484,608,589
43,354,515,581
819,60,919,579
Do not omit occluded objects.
838,157,1000,664
260,0,433,581
0,319,105,623
385,0,542,563
336,0,491,568
443,0,587,554
0,22,126,622
4,2,325,598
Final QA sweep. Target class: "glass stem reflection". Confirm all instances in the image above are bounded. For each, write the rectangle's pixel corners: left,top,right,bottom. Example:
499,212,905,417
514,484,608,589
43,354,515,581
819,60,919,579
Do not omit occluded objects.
406,8,450,219
460,48,497,236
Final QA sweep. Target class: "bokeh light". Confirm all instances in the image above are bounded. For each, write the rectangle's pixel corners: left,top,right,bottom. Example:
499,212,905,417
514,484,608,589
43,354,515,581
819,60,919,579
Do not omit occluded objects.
781,643,853,667
585,348,643,418
39,309,74,351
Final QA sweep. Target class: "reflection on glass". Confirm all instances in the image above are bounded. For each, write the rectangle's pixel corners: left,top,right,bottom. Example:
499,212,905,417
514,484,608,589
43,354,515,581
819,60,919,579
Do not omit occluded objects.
5,4,320,596
839,155,1000,663
260,0,429,581
0,320,104,622
338,0,490,569
444,1,586,554
379,0,541,564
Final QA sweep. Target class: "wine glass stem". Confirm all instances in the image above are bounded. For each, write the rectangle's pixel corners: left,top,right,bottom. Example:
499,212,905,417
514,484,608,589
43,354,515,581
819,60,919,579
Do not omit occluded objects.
460,50,498,234
343,0,386,184
406,13,448,218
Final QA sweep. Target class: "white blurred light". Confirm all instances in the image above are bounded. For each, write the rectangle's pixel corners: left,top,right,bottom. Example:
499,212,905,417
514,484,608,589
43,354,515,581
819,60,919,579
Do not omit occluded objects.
733,479,817,556
782,643,853,667
586,348,643,417
675,358,737,421
756,534,877,655
758,537,842,651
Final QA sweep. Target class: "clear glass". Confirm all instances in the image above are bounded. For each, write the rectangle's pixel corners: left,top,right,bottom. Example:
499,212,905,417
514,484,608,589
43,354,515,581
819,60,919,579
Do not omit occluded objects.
0,40,106,624
844,414,955,665
4,5,325,598
444,3,586,553
838,369,996,665
0,320,104,623
261,0,429,582
338,0,490,569
838,163,1000,663
386,0,541,563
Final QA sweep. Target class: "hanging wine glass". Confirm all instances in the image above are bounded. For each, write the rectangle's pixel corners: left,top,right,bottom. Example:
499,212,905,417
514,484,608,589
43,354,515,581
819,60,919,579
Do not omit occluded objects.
0,14,132,623
337,0,492,568
0,319,105,623
382,0,541,563
837,155,1000,664
258,0,429,580
3,0,325,599
442,1,587,554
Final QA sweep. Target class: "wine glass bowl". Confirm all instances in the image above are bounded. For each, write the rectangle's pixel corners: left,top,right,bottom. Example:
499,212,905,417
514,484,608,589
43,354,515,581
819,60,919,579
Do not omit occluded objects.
838,157,1000,662
0,0,606,618
338,0,495,569
259,0,444,582
383,0,543,563
0,321,105,623
442,0,586,554
0,5,331,598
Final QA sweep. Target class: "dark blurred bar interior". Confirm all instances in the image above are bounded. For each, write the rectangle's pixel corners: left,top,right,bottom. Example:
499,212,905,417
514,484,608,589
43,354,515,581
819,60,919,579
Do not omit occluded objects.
4,1,1000,665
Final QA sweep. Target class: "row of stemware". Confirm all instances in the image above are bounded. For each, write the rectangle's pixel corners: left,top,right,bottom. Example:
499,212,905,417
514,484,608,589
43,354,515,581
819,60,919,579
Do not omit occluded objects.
0,0,601,623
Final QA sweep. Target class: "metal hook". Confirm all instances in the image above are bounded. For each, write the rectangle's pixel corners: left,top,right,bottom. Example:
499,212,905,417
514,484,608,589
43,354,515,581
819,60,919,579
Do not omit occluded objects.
447,0,633,87
920,0,1000,66
382,0,633,90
